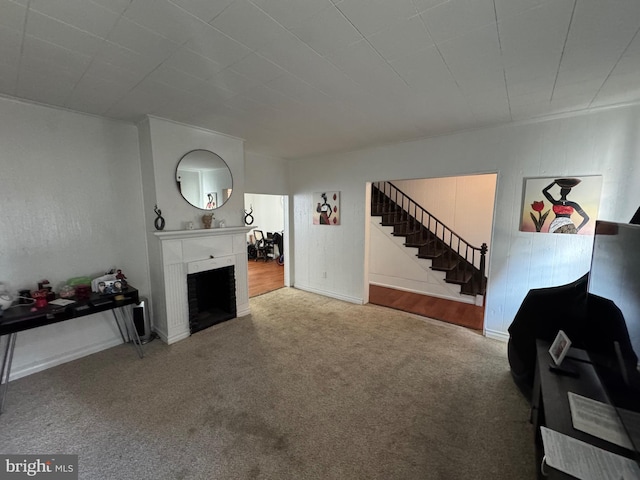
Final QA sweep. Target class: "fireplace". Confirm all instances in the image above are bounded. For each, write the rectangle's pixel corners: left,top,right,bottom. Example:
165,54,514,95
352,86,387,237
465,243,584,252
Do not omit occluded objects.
150,227,252,344
187,265,237,333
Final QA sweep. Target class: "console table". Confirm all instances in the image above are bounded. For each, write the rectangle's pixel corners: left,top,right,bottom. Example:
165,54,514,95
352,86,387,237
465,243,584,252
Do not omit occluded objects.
532,339,638,478
0,287,142,413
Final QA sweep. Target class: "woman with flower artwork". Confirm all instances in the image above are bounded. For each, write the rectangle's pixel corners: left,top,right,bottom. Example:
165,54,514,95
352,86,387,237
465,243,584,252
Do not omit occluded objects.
316,192,333,225
542,178,589,234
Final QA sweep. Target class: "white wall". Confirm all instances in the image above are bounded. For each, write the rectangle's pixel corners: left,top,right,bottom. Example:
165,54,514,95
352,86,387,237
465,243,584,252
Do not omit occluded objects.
289,104,640,340
139,116,246,231
391,175,496,251
244,194,284,235
0,96,150,378
245,151,289,195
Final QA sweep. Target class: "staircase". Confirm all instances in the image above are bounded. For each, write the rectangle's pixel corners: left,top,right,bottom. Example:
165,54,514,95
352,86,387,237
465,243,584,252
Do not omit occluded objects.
371,181,488,297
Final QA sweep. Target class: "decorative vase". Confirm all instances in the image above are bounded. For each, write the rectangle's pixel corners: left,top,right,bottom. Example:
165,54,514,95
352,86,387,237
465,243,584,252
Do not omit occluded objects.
202,213,214,229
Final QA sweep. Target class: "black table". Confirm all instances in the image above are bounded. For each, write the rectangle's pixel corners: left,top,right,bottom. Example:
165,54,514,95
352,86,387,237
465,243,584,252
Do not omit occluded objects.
0,287,143,413
532,339,637,478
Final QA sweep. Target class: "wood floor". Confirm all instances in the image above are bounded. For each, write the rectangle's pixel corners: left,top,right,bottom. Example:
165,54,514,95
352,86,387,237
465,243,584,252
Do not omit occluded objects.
247,262,483,330
248,258,284,297
368,284,484,331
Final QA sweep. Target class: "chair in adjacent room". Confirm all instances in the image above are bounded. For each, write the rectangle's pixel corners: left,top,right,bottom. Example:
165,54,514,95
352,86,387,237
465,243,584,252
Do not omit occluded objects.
253,230,274,261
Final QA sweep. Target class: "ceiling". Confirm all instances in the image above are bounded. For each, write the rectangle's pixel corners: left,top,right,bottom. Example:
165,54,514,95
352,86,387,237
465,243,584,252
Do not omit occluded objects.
1,0,640,160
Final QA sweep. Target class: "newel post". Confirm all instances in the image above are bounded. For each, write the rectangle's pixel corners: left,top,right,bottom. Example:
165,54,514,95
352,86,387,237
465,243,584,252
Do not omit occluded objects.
479,243,488,278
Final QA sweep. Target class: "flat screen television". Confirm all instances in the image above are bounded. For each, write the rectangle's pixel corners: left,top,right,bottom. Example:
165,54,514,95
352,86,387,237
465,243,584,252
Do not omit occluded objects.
587,220,640,454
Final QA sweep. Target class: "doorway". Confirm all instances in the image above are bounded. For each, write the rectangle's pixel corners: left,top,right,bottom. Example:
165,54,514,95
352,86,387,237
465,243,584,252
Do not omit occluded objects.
366,174,497,331
245,193,287,297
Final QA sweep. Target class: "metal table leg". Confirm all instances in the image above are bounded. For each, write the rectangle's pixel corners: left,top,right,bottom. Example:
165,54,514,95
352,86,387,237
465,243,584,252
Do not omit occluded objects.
112,306,144,359
0,333,17,413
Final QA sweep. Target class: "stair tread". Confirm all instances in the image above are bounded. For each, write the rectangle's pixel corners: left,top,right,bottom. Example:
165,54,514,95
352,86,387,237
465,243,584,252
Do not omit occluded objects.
445,270,474,284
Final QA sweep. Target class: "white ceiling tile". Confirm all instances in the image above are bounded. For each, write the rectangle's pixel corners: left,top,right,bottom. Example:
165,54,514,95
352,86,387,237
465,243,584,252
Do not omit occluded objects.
162,47,224,80
336,0,418,37
227,53,286,84
29,0,120,38
65,75,132,114
186,79,236,104
412,0,450,14
241,84,303,111
591,71,640,107
366,15,433,62
326,39,407,95
499,1,573,70
0,61,18,94
16,63,79,106
0,0,26,32
0,24,22,67
258,31,347,90
505,71,555,97
210,0,291,51
264,73,331,105
168,0,235,22
83,60,147,90
422,0,496,44
146,63,204,92
551,79,603,103
89,0,132,15
108,17,181,65
438,24,504,93
390,44,452,92
249,0,334,30
439,23,501,64
94,40,161,78
554,0,640,91
21,35,92,75
185,23,252,69
290,5,362,57
464,88,511,122
494,0,555,22
208,68,260,94
26,10,105,57
124,0,206,45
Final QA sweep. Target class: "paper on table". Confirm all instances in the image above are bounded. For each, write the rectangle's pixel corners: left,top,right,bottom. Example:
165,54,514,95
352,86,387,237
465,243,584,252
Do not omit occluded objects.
568,392,634,450
48,298,76,306
540,427,640,480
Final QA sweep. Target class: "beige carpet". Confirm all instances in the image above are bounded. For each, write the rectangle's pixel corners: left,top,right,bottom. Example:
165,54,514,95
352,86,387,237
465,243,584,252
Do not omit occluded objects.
1,288,535,479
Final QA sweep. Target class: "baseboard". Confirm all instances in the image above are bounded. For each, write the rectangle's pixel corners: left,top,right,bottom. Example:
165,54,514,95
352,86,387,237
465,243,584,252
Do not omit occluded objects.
157,329,190,345
293,285,363,305
369,281,475,305
484,328,509,342
9,337,124,381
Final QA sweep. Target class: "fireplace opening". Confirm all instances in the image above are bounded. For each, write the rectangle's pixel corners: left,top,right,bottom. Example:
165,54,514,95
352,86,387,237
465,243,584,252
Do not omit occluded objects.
187,265,237,334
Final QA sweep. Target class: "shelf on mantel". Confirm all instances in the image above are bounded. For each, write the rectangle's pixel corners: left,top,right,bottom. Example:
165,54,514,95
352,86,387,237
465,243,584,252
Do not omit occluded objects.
152,226,255,240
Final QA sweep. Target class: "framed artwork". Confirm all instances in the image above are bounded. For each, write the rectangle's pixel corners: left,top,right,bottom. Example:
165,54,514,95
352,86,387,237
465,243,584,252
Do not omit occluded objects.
520,176,602,235
313,192,340,225
206,192,217,209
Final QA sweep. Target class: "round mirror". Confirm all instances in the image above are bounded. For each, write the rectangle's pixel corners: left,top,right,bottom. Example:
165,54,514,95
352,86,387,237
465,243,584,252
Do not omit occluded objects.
176,149,233,210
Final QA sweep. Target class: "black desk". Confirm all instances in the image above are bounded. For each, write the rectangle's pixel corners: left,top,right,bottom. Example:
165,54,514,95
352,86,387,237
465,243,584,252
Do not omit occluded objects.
532,339,637,478
0,287,143,413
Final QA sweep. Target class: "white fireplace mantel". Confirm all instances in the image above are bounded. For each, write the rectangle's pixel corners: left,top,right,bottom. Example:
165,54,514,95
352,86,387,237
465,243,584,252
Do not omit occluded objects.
153,226,253,240
149,226,253,344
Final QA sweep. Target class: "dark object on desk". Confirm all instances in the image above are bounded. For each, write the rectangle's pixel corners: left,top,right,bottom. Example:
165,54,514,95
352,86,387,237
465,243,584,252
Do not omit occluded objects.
548,361,579,378
507,273,638,401
507,274,588,401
